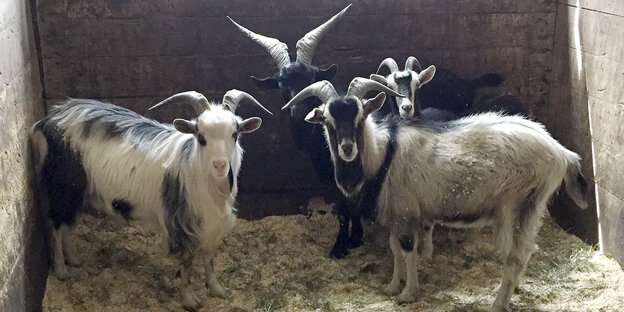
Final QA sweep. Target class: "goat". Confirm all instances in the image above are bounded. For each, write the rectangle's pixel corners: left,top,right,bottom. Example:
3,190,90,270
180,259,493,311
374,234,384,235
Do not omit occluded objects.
30,90,271,311
372,56,504,118
283,77,589,311
228,5,362,259
371,57,526,259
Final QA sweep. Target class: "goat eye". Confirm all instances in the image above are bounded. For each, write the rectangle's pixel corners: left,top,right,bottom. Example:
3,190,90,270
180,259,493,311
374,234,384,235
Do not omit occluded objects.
232,132,238,140
197,134,206,146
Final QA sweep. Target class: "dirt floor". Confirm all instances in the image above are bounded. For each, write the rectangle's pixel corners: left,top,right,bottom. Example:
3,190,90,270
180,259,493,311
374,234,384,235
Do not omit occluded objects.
43,197,624,312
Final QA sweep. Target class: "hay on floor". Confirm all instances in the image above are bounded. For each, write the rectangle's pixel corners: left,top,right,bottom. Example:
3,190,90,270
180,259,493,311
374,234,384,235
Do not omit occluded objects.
43,198,624,311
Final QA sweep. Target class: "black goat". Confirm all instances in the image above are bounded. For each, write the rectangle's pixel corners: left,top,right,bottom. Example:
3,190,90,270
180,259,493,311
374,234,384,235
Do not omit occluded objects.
229,5,361,258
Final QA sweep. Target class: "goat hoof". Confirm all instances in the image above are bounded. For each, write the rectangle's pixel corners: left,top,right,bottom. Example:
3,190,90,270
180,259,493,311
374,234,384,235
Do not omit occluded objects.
382,283,402,296
329,246,349,259
182,298,202,312
396,290,417,304
65,256,83,267
206,282,227,298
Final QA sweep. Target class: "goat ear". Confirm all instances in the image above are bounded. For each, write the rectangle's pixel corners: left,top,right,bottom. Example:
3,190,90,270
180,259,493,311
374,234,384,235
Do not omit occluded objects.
239,117,262,133
173,119,197,134
250,76,279,89
305,108,325,124
315,64,338,81
369,74,388,85
418,65,436,85
362,92,386,116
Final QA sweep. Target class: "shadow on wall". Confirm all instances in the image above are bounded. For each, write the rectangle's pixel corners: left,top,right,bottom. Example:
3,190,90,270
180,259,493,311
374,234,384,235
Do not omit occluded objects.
545,2,598,246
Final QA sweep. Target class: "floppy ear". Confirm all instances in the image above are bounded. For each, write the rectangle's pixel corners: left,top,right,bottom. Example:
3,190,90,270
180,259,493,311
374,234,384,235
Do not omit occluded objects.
173,119,197,134
239,117,262,133
304,108,326,124
418,65,436,85
369,74,389,85
362,92,386,116
250,76,279,89
315,64,338,81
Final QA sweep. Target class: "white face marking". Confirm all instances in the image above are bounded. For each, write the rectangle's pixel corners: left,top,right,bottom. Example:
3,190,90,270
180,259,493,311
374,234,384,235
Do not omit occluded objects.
196,108,240,178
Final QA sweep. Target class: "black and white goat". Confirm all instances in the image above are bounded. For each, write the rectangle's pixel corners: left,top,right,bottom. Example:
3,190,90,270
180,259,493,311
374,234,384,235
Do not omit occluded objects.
229,5,362,258
283,77,588,311
30,91,271,311
371,56,504,118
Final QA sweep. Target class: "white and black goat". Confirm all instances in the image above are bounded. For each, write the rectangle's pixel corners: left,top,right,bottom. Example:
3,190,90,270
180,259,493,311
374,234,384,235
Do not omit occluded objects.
371,57,527,259
283,77,589,311
229,5,362,258
30,91,271,311
371,56,505,118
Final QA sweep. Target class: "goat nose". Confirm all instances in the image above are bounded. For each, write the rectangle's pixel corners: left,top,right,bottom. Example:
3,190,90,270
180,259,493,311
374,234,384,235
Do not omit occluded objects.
342,142,353,155
401,104,413,112
213,160,226,170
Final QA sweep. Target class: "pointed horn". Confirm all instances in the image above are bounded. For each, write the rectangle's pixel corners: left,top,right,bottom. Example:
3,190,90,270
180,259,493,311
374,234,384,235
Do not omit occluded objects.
405,56,423,72
148,91,209,116
375,57,399,75
227,16,291,69
281,80,338,111
347,77,406,99
296,4,351,65
222,89,273,115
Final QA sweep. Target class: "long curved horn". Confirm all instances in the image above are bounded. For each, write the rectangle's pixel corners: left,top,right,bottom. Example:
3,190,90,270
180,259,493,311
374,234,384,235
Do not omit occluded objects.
375,57,399,74
281,80,338,110
222,89,273,115
347,77,406,99
296,4,351,65
148,91,209,116
227,16,291,69
405,56,423,72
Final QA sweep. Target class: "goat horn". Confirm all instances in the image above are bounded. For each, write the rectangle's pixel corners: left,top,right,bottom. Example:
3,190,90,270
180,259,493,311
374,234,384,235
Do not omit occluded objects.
296,4,351,66
227,16,291,69
148,91,209,116
376,57,399,74
222,89,273,115
281,80,338,111
347,77,406,99
405,56,423,72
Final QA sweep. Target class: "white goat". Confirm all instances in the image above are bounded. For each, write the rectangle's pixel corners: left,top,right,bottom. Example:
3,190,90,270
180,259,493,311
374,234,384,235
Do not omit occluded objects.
30,90,271,311
283,77,589,312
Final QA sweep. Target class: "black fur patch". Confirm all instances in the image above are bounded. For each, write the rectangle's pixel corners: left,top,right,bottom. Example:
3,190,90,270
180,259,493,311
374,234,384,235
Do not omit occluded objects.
328,97,359,122
112,199,133,220
227,167,234,192
357,115,400,220
441,211,491,224
50,99,175,148
36,119,88,229
161,172,200,257
180,137,195,161
518,188,539,229
393,73,414,101
398,234,415,251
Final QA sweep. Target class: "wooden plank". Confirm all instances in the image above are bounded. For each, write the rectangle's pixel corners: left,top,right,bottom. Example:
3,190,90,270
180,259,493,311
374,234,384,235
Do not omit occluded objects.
597,185,624,264
554,3,624,63
559,0,624,18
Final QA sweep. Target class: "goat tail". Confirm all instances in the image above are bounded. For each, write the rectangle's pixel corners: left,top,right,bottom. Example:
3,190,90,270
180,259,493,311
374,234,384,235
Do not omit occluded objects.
29,122,48,176
563,152,589,209
468,73,504,90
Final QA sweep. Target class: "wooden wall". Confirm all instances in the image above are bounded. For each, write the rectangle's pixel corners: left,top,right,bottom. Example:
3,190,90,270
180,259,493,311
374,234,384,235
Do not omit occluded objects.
34,0,559,202
546,0,624,263
0,0,47,310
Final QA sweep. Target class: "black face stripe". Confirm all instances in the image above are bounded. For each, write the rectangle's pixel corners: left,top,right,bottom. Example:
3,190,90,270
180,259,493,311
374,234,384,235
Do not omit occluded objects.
394,72,414,100
197,134,206,146
227,167,234,192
